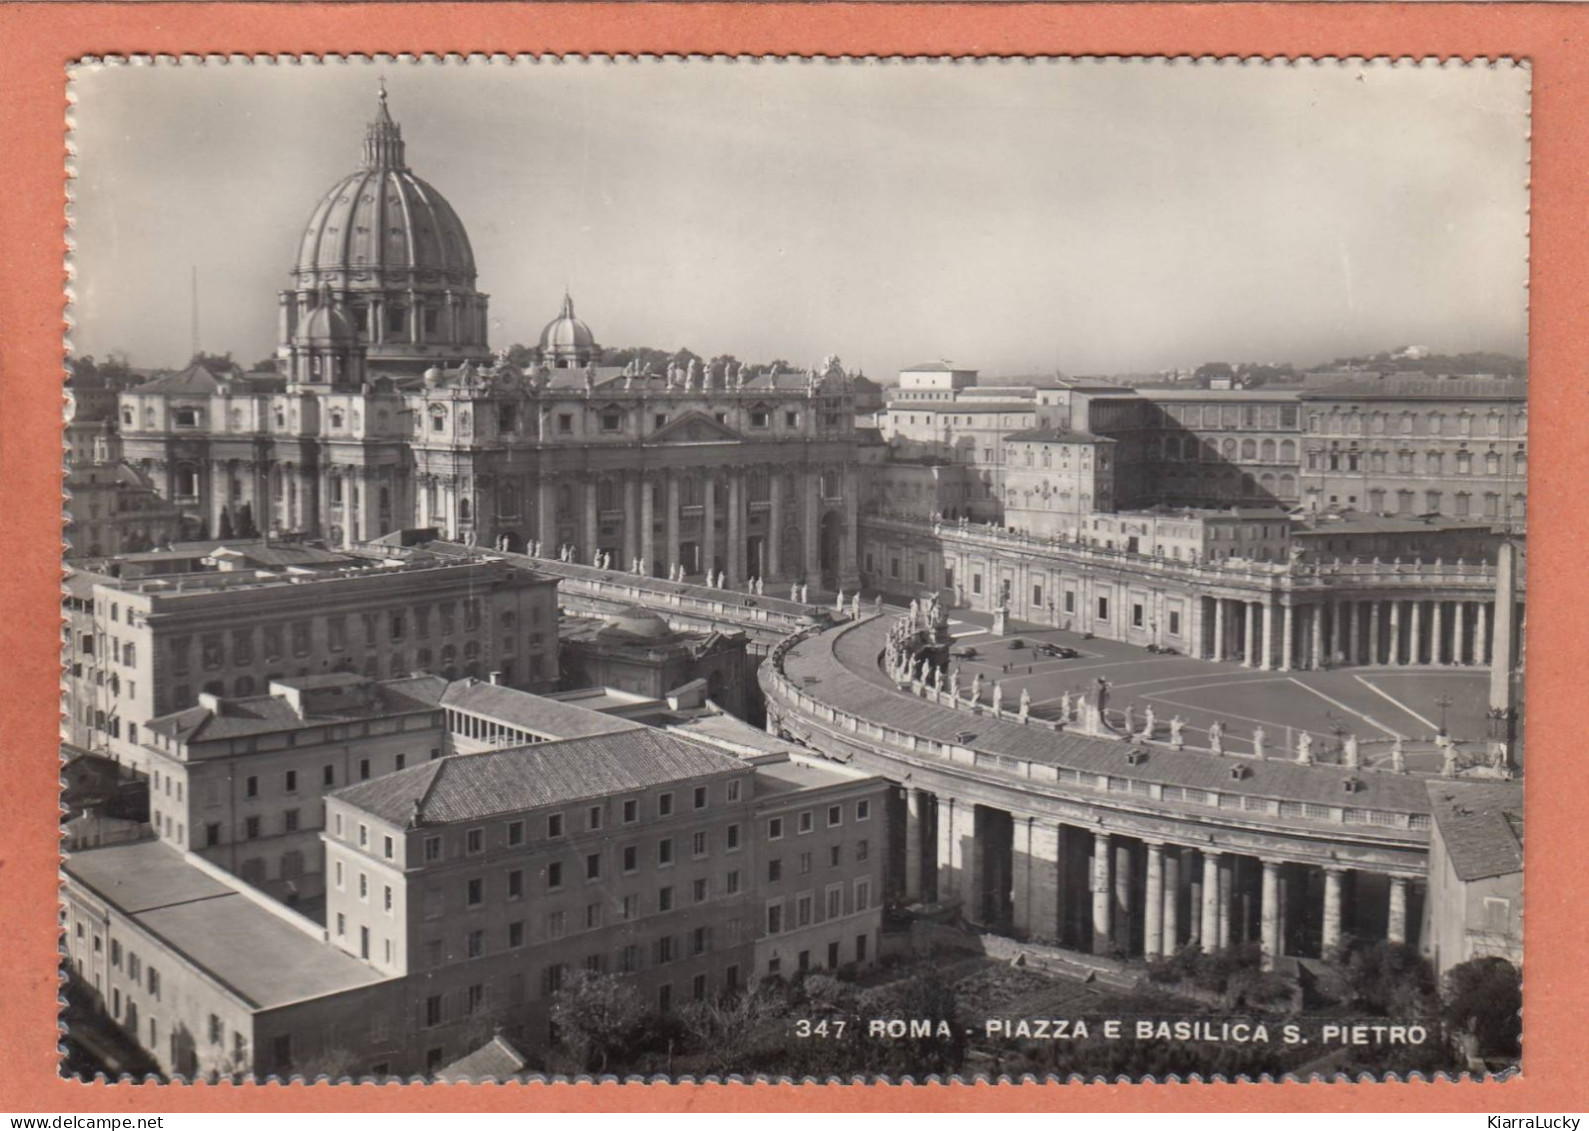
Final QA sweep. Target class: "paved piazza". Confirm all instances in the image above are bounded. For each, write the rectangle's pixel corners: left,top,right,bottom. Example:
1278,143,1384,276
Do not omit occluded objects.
861,605,1494,773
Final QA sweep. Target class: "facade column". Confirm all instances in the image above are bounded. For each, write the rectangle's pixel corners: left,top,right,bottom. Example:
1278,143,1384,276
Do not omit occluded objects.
1456,601,1470,665
1322,866,1345,956
1339,600,1353,665
701,471,717,577
1475,601,1490,667
1389,600,1402,665
1431,599,1446,666
903,788,926,902
665,474,681,576
1162,848,1181,954
767,471,784,580
1243,601,1258,668
1310,605,1324,670
1260,860,1282,969
1388,877,1409,944
1260,600,1275,670
536,477,555,550
1217,856,1234,950
803,468,822,584
1409,599,1423,665
1091,831,1112,955
1143,843,1165,959
640,477,656,575
583,481,599,562
954,804,980,921
727,471,745,584
1280,603,1294,672
622,476,639,570
1368,601,1382,665
1213,598,1226,661
1200,851,1222,953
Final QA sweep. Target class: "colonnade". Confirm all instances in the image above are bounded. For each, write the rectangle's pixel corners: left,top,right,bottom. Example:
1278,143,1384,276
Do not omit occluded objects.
900,787,1419,966
1204,595,1514,670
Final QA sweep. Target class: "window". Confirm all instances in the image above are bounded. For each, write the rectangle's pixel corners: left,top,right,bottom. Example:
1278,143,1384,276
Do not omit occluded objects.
466,828,485,855
547,911,566,939
857,839,869,862
245,776,259,799
359,758,371,781
508,920,525,948
798,811,813,835
799,851,812,875
692,831,709,858
245,816,261,840
557,414,573,434
1097,596,1110,621
659,838,674,866
358,824,369,848
658,792,674,818
855,878,872,912
383,835,394,860
829,845,842,867
797,893,813,927
425,995,443,1028
548,813,564,838
284,809,300,833
768,859,783,883
726,823,741,851
827,805,843,828
621,895,639,921
323,764,335,787
622,799,638,824
856,799,871,822
467,930,484,959
587,805,602,831
655,937,676,966
424,836,443,863
693,786,708,810
507,869,523,899
585,902,602,930
466,878,483,907
727,780,741,803
726,869,741,894
548,862,563,891
659,886,674,913
586,853,601,881
693,877,709,903
622,845,639,873
384,885,393,912
826,886,843,918
766,903,784,935
768,817,784,841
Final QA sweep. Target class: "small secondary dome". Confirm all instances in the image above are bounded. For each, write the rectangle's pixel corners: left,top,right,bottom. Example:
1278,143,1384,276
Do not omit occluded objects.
298,299,359,345
537,292,599,368
601,606,673,640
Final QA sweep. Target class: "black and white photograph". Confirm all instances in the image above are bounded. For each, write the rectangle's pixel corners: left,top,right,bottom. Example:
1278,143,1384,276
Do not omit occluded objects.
59,55,1528,1083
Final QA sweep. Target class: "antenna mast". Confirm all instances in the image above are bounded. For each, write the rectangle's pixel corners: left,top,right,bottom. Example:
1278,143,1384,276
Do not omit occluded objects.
190,265,200,359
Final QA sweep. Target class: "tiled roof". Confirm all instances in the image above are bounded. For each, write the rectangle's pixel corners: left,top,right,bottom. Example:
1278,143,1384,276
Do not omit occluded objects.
782,617,1434,816
1005,428,1113,444
1302,375,1527,401
146,677,440,744
136,363,231,395
902,361,975,373
331,730,746,826
435,1036,528,1082
440,679,644,739
1426,780,1523,881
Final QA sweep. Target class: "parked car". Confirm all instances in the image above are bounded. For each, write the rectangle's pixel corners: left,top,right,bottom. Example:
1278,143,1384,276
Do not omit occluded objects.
951,646,980,660
1037,643,1080,659
1007,638,1025,650
1146,643,1179,655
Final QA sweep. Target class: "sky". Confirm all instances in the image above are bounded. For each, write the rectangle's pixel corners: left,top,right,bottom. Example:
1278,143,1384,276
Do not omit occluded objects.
67,57,1530,379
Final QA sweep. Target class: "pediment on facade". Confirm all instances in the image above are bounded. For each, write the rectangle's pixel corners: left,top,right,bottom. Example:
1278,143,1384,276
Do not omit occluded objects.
646,410,742,445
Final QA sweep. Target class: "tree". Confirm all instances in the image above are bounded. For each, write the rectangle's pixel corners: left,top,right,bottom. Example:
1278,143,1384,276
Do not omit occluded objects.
217,508,235,541
678,985,788,1075
505,343,538,367
1443,956,1521,1061
1338,937,1437,1017
548,971,648,1073
188,350,237,374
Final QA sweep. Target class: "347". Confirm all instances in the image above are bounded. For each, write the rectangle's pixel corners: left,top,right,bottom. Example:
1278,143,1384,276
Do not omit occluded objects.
793,1019,847,1039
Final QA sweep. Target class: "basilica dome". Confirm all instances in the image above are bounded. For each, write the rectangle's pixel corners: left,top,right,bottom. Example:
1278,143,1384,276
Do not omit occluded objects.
277,86,492,373
537,293,600,368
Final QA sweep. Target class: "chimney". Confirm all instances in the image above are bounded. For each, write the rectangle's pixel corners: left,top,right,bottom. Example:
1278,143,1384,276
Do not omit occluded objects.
488,670,502,685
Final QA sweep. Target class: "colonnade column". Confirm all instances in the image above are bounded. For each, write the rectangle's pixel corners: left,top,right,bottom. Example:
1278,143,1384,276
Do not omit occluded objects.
1162,849,1181,954
1339,600,1353,665
1388,877,1409,944
768,473,784,580
1368,601,1381,665
728,472,745,584
1261,600,1275,670
1022,821,1062,943
665,475,681,575
903,788,925,902
954,803,980,920
1260,860,1282,969
537,478,555,549
1322,866,1345,956
1309,605,1324,669
1280,603,1294,672
1475,602,1489,667
1113,842,1134,951
1244,602,1258,668
1409,599,1423,665
1389,600,1402,665
701,471,717,576
1431,599,1446,665
1217,856,1234,950
1456,602,1470,665
935,798,958,913
1143,843,1165,959
1091,831,1113,955
1200,851,1222,953
1213,598,1226,661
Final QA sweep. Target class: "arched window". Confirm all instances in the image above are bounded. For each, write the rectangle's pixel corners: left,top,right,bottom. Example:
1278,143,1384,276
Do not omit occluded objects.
429,404,448,433
1221,438,1237,459
174,464,198,499
459,497,472,521
121,407,133,426
1240,439,1257,460
1278,473,1296,498
1260,439,1276,462
1280,439,1297,463
330,409,345,429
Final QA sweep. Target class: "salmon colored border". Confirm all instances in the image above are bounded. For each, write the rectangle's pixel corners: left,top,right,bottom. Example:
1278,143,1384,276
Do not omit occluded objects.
1,3,1582,1112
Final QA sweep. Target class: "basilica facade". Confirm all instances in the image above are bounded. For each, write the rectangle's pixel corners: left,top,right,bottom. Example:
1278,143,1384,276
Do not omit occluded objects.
117,91,861,593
